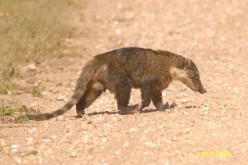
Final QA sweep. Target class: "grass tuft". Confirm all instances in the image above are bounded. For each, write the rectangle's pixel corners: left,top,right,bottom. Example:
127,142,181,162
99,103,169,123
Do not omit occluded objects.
32,83,45,97
0,105,15,116
0,104,40,123
0,0,83,93
14,115,29,124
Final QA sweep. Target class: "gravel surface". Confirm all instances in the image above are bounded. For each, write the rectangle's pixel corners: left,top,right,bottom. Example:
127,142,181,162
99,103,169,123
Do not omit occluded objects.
1,0,248,164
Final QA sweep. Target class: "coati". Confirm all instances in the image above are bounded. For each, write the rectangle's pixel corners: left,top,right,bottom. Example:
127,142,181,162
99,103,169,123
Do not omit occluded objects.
26,47,206,120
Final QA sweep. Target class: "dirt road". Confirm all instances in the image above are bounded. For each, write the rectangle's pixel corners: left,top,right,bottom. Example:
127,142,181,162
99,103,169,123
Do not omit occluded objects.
1,0,248,164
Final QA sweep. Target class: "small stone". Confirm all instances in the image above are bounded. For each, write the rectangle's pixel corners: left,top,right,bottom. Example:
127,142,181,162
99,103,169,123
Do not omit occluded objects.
220,37,226,41
172,137,177,141
42,91,48,95
115,150,120,155
129,127,138,133
28,127,37,134
163,160,170,165
115,29,122,35
51,135,57,139
56,95,66,101
212,133,218,137
27,138,33,145
144,151,150,155
82,135,90,144
43,138,52,143
13,156,22,164
11,144,19,152
46,149,53,155
144,141,157,148
69,151,77,158
0,139,7,147
203,106,209,110
102,137,107,142
181,98,190,103
11,144,18,149
27,63,37,72
57,116,64,120
123,141,129,148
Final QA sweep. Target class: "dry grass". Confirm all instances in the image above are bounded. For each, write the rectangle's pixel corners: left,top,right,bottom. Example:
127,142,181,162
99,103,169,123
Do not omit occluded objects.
0,104,39,123
0,0,83,93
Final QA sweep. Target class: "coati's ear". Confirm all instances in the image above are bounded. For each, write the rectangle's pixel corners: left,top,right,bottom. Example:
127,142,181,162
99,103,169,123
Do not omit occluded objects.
183,58,191,70
178,57,191,70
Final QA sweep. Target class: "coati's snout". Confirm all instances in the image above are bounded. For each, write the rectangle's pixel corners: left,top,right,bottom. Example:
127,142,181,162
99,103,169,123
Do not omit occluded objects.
181,77,206,94
170,57,207,94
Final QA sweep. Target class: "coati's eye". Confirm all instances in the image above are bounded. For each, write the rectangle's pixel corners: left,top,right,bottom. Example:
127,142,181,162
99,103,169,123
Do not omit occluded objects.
188,70,195,78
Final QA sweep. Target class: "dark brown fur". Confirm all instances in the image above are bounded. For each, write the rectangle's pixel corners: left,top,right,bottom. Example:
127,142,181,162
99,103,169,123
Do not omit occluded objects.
26,47,206,120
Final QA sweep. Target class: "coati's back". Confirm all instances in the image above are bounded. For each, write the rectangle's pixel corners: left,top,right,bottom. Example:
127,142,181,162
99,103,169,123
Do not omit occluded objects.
95,47,186,87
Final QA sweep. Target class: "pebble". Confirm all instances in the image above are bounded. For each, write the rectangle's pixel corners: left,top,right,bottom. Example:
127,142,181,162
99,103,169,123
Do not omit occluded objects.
129,127,138,133
144,151,150,155
203,106,209,110
43,138,52,143
115,150,120,155
11,144,18,149
115,29,122,35
27,137,33,145
56,95,66,101
28,127,37,134
26,63,37,72
0,139,7,147
181,98,191,103
11,144,19,153
82,135,90,144
13,156,22,164
144,141,157,148
69,151,77,158
57,116,64,120
123,141,130,148
102,137,107,142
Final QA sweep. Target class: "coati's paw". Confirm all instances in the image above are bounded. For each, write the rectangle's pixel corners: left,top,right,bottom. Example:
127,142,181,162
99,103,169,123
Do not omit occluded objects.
158,102,169,111
137,104,144,113
157,102,176,111
76,111,85,118
118,104,139,115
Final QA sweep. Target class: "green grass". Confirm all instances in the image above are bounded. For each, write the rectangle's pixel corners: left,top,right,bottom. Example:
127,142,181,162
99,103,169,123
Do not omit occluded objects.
0,105,16,116
0,105,39,116
0,104,40,123
0,0,83,94
32,82,45,97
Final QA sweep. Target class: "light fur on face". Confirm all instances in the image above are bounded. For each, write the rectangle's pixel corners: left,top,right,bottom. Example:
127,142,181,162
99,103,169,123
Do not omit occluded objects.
169,67,188,80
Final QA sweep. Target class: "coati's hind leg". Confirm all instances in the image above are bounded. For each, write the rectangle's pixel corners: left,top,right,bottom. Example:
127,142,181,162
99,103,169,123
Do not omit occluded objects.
76,82,105,117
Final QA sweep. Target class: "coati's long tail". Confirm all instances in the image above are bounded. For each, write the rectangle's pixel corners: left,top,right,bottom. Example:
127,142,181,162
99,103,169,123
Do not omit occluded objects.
26,60,98,121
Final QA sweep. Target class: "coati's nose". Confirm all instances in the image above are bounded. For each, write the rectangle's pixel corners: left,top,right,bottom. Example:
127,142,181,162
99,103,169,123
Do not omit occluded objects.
199,87,207,94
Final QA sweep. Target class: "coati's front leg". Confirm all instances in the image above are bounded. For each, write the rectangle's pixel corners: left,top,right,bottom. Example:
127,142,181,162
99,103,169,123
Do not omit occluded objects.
106,67,137,114
76,82,104,117
115,80,138,114
138,76,165,112
151,89,168,110
137,87,152,113
138,87,167,112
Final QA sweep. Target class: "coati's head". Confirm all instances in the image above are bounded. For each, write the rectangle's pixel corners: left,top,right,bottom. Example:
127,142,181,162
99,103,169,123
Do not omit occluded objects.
170,57,207,94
